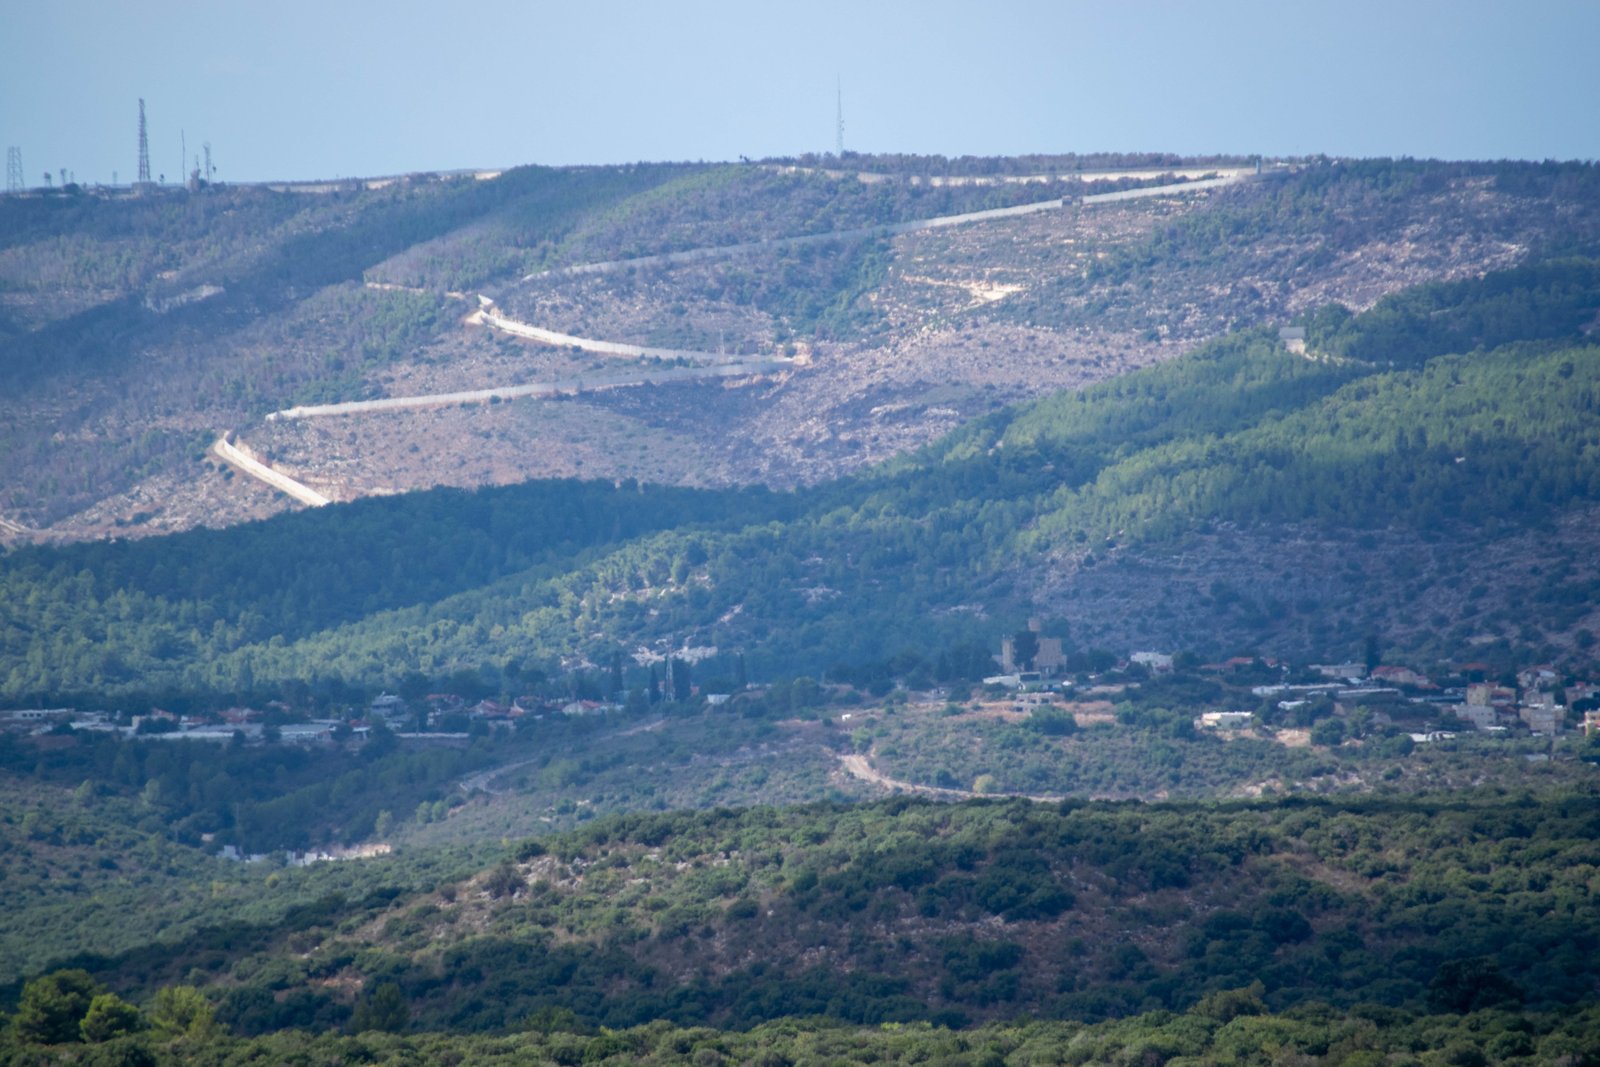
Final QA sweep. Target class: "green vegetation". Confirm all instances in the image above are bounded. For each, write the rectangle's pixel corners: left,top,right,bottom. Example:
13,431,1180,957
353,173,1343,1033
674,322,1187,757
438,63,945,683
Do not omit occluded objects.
6,1000,1597,1065
6,789,1600,1056
546,165,1079,267
0,769,492,986
6,157,1600,1062
3,258,1600,698
5,679,1589,989
0,477,789,701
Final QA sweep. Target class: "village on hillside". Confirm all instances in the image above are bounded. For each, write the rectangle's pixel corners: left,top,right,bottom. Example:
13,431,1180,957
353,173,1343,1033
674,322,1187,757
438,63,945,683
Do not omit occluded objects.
6,617,1599,753
983,619,1600,744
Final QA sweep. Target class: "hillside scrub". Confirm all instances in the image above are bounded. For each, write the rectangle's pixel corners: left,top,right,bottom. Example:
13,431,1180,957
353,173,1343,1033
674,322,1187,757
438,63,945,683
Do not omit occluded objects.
8,790,1600,1042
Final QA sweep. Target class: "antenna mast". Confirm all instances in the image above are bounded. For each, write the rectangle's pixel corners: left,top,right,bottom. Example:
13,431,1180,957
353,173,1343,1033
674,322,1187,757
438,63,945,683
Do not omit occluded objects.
5,147,22,194
835,78,845,157
136,99,151,185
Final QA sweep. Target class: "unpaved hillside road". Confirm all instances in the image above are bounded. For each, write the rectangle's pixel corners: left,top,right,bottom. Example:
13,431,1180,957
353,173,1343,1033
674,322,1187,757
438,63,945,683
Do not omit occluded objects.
474,305,761,364
458,719,668,796
839,752,1065,803
212,435,330,507
766,163,1256,187
225,171,1248,503
267,356,794,421
523,197,1069,282
458,756,545,797
1079,173,1247,205
523,172,1252,282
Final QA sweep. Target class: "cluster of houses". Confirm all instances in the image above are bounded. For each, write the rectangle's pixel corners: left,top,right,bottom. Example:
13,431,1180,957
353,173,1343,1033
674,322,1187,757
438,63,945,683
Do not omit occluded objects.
1276,660,1600,738
217,842,392,866
0,690,626,748
368,692,622,729
0,705,345,744
980,629,1600,741
5,631,1598,748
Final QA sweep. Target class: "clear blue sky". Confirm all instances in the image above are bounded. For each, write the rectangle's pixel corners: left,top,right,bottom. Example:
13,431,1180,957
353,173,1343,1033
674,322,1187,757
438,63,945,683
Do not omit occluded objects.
3,0,1597,184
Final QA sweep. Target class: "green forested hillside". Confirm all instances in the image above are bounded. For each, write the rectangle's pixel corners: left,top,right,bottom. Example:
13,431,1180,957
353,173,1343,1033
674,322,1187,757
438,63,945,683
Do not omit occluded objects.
7,162,1600,1065
0,478,787,699
2,258,1599,699
7,789,1600,1060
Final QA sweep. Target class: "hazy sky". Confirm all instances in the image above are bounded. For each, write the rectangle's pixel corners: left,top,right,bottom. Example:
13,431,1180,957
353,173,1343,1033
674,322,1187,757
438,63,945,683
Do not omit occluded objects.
3,0,1597,184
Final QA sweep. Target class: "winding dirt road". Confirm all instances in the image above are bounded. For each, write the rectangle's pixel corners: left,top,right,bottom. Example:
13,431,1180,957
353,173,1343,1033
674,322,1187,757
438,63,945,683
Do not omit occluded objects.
473,305,769,364
839,752,1065,803
524,171,1251,282
211,434,329,507
267,358,791,422
220,170,1250,505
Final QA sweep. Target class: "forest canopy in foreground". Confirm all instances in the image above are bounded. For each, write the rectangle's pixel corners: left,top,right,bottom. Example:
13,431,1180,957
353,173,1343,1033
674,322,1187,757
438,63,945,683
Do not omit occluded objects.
4,788,1600,1061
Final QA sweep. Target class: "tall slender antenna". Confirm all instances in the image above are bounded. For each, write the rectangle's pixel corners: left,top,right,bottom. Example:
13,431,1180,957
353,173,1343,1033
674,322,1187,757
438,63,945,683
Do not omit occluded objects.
835,78,845,157
136,99,151,184
5,147,22,194
203,142,213,182
181,130,186,187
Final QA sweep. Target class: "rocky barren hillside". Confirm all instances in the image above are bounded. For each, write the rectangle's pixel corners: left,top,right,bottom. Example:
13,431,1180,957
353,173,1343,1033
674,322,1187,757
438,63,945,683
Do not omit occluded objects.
1,157,1597,544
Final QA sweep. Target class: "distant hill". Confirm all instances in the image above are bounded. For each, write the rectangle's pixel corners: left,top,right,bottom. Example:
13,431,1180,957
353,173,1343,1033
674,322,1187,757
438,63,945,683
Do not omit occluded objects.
2,157,1597,542
2,258,1598,701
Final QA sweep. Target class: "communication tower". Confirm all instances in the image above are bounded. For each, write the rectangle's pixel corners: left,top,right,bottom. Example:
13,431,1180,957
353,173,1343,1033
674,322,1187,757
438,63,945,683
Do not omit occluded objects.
137,99,152,185
5,147,22,193
835,79,845,157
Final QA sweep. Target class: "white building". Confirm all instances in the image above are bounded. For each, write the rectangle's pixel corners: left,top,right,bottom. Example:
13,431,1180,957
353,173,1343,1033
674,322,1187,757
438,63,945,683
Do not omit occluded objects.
1197,711,1255,729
